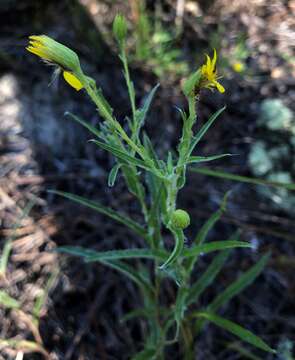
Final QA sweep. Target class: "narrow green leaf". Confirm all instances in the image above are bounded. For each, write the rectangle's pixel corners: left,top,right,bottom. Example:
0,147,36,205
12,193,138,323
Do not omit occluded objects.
55,246,98,259
90,139,151,171
121,308,154,323
56,244,153,292
100,259,152,291
143,133,160,167
207,253,270,313
190,167,295,191
186,250,231,306
84,248,166,262
108,163,122,187
187,154,233,164
228,343,263,360
189,106,226,155
185,193,230,273
196,312,275,353
136,84,160,128
0,291,20,309
56,246,167,262
159,229,184,269
183,240,251,258
49,190,146,238
65,112,101,137
175,286,189,325
196,192,229,246
131,348,157,360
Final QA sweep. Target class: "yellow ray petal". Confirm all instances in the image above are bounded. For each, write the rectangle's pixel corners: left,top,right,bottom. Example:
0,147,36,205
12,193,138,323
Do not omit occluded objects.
201,64,207,75
29,35,43,41
26,46,50,61
212,49,217,70
205,54,211,70
63,71,83,91
214,80,225,93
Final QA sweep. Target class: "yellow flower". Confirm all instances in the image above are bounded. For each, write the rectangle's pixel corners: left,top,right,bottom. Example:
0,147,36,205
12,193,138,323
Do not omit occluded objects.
26,35,83,91
232,61,245,73
201,49,225,93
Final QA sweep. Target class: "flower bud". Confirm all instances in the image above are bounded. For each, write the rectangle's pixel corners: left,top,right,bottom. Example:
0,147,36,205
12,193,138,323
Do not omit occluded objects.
27,35,81,73
182,69,202,97
113,14,128,45
171,209,190,229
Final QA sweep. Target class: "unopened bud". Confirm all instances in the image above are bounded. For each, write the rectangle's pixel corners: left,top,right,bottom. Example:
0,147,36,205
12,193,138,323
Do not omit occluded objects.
27,35,81,73
171,209,190,229
182,69,201,97
113,14,128,45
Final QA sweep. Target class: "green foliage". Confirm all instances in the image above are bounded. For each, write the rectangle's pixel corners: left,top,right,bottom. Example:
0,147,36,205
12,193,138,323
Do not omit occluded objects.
28,18,277,358
206,253,270,313
186,250,231,306
50,190,146,238
190,166,295,191
195,312,275,353
132,4,188,78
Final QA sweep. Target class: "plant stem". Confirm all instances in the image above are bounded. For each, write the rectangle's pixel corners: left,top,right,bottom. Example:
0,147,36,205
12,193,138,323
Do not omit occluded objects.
120,47,137,128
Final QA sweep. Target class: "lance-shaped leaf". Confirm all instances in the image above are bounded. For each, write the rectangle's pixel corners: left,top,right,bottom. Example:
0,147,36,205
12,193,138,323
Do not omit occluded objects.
190,167,295,191
195,192,229,246
189,106,226,155
186,249,231,306
90,139,151,171
135,84,160,129
183,240,251,258
49,190,146,238
195,312,275,353
100,259,152,291
207,253,270,313
108,163,122,187
56,246,167,262
65,112,101,138
195,253,270,333
187,153,233,164
56,244,154,293
185,192,230,272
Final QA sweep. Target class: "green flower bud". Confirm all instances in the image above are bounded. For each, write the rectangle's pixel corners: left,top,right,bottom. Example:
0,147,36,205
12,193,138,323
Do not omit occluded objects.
171,209,190,229
113,14,128,45
27,35,81,73
182,69,202,97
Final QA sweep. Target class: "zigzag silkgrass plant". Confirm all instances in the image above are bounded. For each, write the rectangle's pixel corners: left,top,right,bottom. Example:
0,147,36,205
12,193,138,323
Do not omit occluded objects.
27,15,276,359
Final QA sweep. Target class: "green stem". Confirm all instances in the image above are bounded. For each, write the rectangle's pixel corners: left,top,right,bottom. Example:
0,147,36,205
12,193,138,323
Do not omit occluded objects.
120,47,136,128
77,70,144,158
77,69,153,221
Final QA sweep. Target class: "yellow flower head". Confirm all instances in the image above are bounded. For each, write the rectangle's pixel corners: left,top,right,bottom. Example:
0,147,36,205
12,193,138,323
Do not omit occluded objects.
26,35,83,91
232,61,245,73
201,49,225,93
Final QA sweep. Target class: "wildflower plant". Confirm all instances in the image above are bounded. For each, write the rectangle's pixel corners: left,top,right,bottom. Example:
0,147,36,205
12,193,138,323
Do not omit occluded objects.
27,15,276,359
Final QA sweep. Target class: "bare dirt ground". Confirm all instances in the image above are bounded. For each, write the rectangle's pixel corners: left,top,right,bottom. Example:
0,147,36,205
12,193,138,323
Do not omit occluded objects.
0,0,294,359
